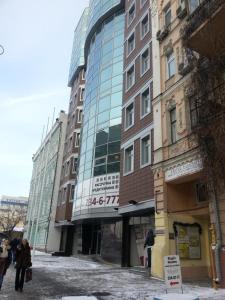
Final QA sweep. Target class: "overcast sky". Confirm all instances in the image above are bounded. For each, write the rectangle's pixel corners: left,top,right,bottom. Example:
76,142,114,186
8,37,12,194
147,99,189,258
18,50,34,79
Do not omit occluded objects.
0,0,89,197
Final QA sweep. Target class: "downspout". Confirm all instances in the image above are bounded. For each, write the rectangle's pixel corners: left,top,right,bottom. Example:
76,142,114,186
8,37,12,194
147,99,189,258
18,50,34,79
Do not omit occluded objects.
211,181,222,284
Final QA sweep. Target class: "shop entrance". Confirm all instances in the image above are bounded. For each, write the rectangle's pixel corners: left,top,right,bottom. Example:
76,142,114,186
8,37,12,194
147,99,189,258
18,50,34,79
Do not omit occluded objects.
122,215,155,268
82,223,102,255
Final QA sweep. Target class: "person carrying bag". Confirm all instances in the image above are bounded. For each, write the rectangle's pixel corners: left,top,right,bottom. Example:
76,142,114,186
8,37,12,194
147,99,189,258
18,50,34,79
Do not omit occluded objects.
15,239,32,292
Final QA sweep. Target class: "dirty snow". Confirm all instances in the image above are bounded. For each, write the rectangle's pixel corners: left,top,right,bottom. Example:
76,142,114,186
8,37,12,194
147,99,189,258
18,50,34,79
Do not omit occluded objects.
1,251,225,300
62,297,97,300
153,294,200,300
33,253,225,300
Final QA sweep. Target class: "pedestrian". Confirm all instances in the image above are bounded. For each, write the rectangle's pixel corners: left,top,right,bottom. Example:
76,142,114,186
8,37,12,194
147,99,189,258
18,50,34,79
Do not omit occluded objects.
10,238,20,264
144,229,155,268
15,239,32,292
0,239,12,290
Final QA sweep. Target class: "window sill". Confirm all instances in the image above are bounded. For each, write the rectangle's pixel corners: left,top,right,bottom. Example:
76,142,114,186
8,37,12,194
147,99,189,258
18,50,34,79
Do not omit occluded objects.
127,48,135,58
140,67,150,78
165,75,175,90
140,30,149,41
140,110,151,120
125,83,135,93
123,170,134,177
124,123,134,132
140,162,151,169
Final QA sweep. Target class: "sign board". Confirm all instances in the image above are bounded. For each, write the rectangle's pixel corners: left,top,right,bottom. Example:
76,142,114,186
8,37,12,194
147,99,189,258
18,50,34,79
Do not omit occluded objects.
74,173,120,211
164,255,182,290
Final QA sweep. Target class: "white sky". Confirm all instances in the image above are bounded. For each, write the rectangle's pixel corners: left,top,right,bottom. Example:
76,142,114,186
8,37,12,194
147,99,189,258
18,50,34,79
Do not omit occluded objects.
0,0,89,197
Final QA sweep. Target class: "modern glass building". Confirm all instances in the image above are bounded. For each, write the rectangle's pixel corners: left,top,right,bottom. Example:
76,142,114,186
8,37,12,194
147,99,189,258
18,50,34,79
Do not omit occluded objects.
68,8,89,87
71,0,125,262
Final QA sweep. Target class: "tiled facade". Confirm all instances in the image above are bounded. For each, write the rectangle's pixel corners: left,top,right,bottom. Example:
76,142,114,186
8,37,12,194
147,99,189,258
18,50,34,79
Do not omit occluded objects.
119,0,155,268
54,8,88,255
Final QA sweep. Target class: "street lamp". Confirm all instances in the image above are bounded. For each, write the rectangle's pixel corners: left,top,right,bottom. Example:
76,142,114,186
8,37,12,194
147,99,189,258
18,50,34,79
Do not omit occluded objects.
0,45,4,55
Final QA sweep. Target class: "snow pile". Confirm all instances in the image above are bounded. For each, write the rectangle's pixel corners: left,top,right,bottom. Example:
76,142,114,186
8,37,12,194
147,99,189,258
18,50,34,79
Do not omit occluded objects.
33,255,107,270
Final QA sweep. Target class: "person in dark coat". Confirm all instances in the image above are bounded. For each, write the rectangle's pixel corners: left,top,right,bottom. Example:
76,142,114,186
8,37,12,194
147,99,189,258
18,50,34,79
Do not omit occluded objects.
144,229,155,268
10,238,20,263
15,239,32,292
0,239,12,290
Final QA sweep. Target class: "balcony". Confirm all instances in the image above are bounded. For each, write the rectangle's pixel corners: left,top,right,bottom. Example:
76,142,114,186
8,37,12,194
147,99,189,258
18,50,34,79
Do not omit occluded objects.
182,0,225,58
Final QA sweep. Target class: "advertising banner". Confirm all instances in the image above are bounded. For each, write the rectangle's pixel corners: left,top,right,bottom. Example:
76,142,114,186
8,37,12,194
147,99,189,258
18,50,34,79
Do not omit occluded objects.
74,173,120,211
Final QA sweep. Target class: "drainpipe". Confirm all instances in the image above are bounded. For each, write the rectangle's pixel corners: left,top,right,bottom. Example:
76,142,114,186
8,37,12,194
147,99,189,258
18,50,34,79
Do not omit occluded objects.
211,181,222,285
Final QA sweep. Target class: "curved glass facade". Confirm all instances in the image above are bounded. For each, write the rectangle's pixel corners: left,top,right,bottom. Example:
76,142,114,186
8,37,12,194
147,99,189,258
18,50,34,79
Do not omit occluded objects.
68,8,89,86
86,0,122,39
73,11,124,218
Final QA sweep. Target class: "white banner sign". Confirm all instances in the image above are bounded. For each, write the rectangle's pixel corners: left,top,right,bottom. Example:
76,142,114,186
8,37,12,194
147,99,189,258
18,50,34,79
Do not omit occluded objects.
74,173,120,211
164,255,182,290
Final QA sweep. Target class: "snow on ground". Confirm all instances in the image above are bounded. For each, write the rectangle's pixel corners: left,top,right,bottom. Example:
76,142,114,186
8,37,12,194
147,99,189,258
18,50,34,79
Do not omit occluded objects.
31,254,225,300
153,294,200,300
62,297,97,300
32,250,51,256
33,253,107,270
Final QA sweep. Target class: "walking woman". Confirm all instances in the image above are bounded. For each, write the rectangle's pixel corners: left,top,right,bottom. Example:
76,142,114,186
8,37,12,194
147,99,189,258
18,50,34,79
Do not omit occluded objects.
15,239,32,292
0,239,12,290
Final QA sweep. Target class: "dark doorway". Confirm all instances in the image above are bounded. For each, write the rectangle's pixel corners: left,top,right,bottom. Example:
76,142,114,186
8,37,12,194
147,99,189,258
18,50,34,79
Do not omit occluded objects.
82,223,102,255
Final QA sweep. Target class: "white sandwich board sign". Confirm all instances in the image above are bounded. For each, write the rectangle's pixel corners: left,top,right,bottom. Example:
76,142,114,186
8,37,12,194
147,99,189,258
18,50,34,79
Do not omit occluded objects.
164,255,182,290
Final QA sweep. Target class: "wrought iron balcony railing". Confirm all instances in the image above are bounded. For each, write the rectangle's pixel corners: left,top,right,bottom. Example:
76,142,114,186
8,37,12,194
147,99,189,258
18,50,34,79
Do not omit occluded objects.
182,0,225,41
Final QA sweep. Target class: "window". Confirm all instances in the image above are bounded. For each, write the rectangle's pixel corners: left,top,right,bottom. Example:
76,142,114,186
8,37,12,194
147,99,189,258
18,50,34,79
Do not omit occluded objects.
167,53,176,78
77,109,83,123
127,65,135,90
124,145,134,174
69,136,73,149
62,165,65,178
75,133,80,147
128,3,135,25
141,135,151,166
196,182,207,203
62,188,67,203
140,0,147,7
189,98,199,128
70,185,75,201
141,14,149,38
72,157,78,173
81,69,85,80
58,190,62,206
65,161,70,175
141,48,150,75
164,6,172,27
80,88,85,101
141,87,151,117
170,107,177,143
188,0,200,13
127,33,135,55
125,102,134,129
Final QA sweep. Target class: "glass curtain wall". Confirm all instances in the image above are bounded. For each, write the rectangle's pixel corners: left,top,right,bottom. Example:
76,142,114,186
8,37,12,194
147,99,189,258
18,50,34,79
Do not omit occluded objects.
73,11,124,217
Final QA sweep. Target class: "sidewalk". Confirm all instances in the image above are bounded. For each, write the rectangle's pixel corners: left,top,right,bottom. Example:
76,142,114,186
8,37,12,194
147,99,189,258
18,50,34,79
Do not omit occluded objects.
0,253,224,299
